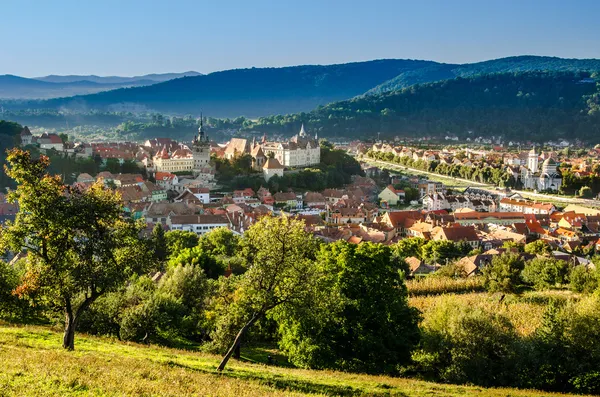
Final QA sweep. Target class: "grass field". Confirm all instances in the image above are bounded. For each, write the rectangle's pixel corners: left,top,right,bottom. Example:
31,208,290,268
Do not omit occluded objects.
0,323,591,396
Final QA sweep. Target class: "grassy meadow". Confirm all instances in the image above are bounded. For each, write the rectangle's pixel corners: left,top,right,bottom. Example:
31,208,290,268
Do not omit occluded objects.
0,323,592,397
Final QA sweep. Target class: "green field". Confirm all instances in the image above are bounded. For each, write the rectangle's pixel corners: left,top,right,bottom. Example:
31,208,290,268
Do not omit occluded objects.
0,323,590,397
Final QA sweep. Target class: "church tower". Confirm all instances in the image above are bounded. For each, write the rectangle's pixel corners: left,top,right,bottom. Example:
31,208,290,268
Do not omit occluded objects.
527,146,539,173
192,113,211,175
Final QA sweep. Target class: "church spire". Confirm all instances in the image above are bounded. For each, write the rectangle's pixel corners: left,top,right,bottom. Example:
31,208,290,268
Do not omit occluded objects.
299,123,307,137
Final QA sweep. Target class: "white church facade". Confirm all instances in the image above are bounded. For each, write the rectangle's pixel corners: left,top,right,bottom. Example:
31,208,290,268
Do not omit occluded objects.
519,147,562,192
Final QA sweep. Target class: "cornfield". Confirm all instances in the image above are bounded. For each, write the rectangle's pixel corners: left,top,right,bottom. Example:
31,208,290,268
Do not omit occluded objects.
406,276,485,296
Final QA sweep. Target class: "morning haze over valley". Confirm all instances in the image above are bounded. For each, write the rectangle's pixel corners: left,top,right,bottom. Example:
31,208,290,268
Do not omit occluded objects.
1,1,600,396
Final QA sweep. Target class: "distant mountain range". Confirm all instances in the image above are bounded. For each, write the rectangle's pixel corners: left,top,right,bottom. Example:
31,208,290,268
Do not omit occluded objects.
2,56,600,118
0,71,202,99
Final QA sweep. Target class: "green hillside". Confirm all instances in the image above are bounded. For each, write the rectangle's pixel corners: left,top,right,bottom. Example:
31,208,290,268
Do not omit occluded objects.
367,55,600,94
0,324,587,397
252,71,600,142
18,59,436,117
6,56,600,119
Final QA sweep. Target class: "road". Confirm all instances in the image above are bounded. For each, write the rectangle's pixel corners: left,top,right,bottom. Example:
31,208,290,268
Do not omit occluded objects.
365,158,600,208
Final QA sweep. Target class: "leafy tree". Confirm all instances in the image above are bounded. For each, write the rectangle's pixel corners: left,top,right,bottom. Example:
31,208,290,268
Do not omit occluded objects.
414,298,516,386
274,241,420,373
0,149,150,350
216,216,318,371
568,265,599,293
421,240,463,264
168,246,224,280
524,240,552,256
165,230,199,257
198,227,240,257
151,224,168,262
392,237,426,259
522,258,569,290
482,253,525,294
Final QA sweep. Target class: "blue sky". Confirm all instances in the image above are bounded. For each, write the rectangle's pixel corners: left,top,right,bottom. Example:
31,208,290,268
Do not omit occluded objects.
2,0,600,77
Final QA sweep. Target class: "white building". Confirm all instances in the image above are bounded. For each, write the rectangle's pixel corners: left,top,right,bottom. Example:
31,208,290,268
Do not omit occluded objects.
38,133,64,151
520,147,562,192
152,120,213,177
263,157,284,182
261,124,320,168
20,127,33,146
169,214,230,235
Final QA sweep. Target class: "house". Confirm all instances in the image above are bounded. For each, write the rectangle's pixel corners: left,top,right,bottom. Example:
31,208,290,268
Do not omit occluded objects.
380,210,423,237
145,202,195,225
405,256,438,277
304,192,326,209
224,138,250,160
155,172,179,190
499,197,556,214
169,214,231,235
273,191,301,209
76,173,95,184
38,133,64,151
263,158,284,182
20,127,33,146
432,225,481,248
140,181,167,202
453,212,525,226
113,174,144,188
378,185,405,206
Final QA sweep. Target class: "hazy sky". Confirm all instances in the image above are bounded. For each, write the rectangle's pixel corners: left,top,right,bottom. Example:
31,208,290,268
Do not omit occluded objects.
3,0,600,77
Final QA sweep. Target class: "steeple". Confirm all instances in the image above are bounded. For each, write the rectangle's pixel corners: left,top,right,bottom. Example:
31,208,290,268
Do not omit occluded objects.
299,123,307,137
262,133,267,144
198,112,205,139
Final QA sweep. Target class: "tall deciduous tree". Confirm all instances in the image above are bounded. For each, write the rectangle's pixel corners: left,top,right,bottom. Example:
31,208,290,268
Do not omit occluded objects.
216,215,318,371
0,149,150,350
273,241,420,373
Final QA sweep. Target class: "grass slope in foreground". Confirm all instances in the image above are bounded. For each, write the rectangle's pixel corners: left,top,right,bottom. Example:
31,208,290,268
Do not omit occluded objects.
0,324,589,397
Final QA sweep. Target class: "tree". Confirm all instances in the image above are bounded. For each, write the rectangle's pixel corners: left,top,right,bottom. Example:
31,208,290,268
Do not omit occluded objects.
524,240,552,256
151,224,168,262
198,227,240,257
165,230,199,257
168,246,224,279
421,240,463,264
0,149,150,350
273,241,420,373
216,216,318,371
482,253,525,293
392,237,426,259
522,258,569,290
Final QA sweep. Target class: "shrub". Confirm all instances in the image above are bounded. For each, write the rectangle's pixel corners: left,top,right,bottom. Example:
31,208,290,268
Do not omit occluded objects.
482,253,525,293
568,265,598,293
413,297,517,386
522,258,569,290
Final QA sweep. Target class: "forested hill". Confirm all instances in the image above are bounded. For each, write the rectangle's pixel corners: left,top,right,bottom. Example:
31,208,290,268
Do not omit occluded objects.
6,56,600,120
20,60,438,117
250,72,600,143
367,56,600,94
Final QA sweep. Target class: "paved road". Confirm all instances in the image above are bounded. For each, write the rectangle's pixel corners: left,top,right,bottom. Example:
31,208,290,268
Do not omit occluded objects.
365,158,600,208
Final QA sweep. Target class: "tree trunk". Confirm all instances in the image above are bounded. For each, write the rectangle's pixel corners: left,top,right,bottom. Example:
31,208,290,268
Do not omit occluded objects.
63,310,76,350
217,312,261,371
234,342,241,359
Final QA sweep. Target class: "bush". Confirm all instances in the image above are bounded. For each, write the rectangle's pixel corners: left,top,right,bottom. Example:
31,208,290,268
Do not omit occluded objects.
482,253,525,293
522,258,569,290
568,265,599,293
413,297,517,386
